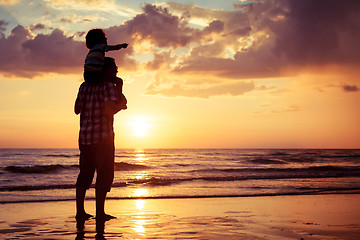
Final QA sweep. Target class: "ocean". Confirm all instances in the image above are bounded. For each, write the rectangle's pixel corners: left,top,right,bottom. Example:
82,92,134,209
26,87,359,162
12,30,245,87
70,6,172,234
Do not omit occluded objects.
1,148,360,204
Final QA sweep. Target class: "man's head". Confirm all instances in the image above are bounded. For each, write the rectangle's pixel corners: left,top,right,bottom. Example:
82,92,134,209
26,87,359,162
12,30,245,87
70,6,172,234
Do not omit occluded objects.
85,29,107,49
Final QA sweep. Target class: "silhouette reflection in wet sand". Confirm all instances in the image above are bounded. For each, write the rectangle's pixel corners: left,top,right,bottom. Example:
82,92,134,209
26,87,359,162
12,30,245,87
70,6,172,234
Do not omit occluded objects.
76,216,112,240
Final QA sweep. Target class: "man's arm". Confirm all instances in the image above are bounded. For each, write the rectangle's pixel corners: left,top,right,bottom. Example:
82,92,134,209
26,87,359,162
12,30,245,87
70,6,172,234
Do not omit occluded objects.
104,100,125,116
103,81,127,116
74,97,81,115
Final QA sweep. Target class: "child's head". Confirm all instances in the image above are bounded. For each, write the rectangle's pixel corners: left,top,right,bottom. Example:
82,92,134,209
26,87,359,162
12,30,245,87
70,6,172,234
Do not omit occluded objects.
85,28,107,49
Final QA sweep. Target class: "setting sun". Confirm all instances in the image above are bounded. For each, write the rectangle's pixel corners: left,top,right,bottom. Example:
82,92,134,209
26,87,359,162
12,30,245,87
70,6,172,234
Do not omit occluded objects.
130,116,151,137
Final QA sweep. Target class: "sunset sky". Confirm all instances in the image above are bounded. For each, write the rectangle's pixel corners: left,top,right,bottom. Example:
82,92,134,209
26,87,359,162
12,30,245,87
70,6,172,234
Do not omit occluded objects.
0,0,359,149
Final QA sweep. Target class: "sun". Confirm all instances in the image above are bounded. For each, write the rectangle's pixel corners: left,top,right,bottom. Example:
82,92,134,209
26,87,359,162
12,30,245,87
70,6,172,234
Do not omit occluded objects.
130,116,151,137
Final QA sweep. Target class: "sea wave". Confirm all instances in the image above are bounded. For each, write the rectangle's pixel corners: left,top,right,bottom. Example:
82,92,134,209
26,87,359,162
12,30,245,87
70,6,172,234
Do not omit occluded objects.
129,177,178,186
0,184,76,191
269,151,291,156
4,164,78,174
0,182,128,192
2,166,360,192
114,162,150,171
195,165,360,174
44,154,79,158
1,149,360,205
2,162,150,174
248,158,287,165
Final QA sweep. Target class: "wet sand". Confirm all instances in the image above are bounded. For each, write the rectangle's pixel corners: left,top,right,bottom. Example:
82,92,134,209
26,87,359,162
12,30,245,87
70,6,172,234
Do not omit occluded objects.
1,194,360,239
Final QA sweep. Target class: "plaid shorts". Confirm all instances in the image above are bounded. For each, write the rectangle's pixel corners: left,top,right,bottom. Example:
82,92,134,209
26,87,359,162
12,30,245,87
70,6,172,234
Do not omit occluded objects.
76,136,115,192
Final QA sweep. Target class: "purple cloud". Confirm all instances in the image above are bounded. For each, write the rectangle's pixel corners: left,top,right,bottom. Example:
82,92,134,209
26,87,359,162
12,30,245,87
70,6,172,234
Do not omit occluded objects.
0,20,8,32
175,0,360,79
343,84,359,92
0,25,85,78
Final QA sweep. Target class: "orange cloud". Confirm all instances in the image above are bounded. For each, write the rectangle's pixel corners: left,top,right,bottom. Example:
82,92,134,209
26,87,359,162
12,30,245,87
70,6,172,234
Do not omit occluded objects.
145,79,255,98
0,0,19,5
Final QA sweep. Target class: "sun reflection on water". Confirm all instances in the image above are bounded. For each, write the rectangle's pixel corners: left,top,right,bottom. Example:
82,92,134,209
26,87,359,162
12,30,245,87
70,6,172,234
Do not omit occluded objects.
133,188,149,198
134,153,148,163
133,199,148,235
129,150,152,236
136,199,146,210
133,219,146,235
135,175,144,180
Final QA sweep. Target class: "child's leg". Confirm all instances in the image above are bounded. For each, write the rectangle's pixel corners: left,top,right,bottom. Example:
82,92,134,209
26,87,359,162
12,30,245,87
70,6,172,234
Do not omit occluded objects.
84,70,102,83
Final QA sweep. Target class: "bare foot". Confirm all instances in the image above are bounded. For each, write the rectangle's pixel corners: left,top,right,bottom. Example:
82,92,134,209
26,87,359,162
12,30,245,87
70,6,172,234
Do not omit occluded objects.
96,213,116,222
76,212,94,221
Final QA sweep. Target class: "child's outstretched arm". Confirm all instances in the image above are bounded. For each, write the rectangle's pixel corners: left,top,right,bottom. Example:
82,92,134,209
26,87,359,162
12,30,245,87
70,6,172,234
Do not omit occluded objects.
108,43,128,51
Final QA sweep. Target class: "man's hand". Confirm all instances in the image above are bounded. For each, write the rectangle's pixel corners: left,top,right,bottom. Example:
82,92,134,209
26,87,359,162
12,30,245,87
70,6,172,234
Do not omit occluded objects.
74,98,81,115
105,100,127,116
114,77,123,87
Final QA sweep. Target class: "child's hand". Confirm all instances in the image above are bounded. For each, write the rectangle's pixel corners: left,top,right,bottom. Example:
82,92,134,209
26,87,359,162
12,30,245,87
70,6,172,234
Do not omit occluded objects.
109,43,129,51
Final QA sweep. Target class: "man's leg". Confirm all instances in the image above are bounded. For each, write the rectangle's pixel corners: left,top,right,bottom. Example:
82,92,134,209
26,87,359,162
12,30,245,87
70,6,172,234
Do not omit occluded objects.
95,188,116,221
76,187,87,217
76,186,88,231
95,188,107,218
95,137,115,221
76,188,94,221
76,144,96,220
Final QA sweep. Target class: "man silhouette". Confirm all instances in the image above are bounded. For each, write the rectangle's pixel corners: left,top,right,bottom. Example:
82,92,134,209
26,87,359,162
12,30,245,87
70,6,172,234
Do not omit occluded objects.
74,57,125,223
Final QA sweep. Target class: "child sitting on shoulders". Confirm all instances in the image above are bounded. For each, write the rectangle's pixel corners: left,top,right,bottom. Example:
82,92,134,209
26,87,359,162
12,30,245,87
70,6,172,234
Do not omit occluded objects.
84,28,128,109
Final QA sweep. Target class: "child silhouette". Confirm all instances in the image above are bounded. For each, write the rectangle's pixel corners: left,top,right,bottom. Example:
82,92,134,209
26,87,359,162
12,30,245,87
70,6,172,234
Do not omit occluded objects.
83,28,128,109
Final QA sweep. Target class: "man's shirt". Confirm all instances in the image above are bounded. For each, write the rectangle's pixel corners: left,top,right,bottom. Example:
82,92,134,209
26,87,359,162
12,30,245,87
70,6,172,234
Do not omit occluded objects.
75,81,118,145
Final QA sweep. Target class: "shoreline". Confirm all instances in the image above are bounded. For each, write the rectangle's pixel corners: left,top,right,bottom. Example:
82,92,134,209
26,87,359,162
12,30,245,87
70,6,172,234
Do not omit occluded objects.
1,194,360,239
1,190,360,204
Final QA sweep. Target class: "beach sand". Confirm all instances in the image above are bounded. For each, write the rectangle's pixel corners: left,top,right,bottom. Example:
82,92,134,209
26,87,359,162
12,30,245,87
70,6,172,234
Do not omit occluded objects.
1,194,360,239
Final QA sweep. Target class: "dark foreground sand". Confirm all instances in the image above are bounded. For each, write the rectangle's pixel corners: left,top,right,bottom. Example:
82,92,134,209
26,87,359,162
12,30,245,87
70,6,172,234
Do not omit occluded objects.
1,194,360,239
